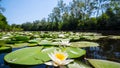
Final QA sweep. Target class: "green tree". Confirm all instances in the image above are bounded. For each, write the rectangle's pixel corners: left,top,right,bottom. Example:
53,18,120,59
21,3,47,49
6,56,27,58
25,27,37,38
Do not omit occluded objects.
0,13,8,31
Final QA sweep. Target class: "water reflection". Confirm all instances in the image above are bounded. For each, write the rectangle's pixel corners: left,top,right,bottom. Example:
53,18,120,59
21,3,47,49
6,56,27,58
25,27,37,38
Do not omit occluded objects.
85,38,120,63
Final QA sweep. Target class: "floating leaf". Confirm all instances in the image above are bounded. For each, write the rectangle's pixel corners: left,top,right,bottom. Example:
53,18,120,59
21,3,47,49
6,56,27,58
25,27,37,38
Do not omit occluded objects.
87,59,120,68
70,41,99,47
83,36,106,40
68,60,91,68
0,46,11,51
4,47,86,65
10,43,29,48
109,36,120,39
28,39,38,43
0,39,6,45
4,47,44,65
65,47,86,58
38,40,57,46
12,35,30,42
69,36,80,42
27,43,38,47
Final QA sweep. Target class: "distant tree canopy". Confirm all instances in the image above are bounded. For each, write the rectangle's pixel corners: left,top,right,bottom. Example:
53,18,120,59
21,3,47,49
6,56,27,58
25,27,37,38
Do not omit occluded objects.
18,0,120,31
1,0,120,31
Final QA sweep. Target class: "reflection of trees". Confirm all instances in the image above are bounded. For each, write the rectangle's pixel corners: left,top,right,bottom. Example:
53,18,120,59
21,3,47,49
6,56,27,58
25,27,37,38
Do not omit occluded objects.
85,38,120,62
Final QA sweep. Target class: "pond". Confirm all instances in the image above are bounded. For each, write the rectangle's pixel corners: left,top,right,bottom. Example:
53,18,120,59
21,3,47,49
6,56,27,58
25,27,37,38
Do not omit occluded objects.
0,38,120,68
0,32,120,68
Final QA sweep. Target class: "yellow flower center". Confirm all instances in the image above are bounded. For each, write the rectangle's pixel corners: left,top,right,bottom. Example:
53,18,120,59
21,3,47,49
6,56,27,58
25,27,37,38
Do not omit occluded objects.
55,53,66,61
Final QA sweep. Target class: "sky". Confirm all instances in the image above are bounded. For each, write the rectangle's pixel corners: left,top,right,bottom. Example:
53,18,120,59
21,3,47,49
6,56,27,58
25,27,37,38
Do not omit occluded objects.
1,0,72,25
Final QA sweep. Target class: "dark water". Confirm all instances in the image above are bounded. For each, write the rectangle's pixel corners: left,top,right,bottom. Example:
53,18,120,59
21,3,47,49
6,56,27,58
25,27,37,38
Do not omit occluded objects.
0,38,120,68
85,38,120,63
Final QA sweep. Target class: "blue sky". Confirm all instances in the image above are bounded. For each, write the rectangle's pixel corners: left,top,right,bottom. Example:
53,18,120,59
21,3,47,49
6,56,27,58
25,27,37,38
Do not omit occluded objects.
1,0,72,24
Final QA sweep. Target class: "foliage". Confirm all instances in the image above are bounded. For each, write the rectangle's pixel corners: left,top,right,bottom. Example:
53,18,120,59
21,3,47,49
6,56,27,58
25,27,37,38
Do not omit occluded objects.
15,0,120,31
0,0,120,31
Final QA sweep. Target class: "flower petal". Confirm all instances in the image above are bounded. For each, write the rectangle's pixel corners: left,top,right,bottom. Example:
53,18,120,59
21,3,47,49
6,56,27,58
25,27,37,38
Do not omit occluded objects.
45,61,53,66
62,59,74,65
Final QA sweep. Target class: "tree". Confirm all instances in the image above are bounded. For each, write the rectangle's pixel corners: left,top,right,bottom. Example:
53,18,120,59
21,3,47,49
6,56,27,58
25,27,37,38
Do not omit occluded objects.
0,13,8,31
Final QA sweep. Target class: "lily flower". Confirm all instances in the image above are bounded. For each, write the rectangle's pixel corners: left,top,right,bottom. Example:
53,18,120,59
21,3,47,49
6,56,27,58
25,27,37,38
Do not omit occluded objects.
59,34,65,38
60,39,71,46
45,50,73,67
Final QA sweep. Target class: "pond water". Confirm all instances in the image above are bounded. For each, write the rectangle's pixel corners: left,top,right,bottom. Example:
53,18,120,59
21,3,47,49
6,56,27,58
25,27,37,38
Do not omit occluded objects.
85,38,120,63
0,38,120,68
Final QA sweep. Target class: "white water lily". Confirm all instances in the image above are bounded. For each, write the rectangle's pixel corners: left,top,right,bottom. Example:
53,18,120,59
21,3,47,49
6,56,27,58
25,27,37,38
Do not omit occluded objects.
45,50,73,67
1,36,9,40
59,34,65,38
60,40,71,46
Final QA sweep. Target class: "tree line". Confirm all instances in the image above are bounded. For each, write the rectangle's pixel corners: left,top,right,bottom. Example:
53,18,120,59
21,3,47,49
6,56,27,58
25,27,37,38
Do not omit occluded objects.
0,0,22,31
1,0,120,31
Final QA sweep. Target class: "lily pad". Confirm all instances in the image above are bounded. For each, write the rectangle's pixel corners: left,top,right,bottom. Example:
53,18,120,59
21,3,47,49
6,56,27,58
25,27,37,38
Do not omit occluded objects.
28,39,39,43
83,36,107,40
70,41,99,47
69,36,80,42
4,47,86,65
68,60,91,68
87,59,120,68
4,46,44,65
38,40,57,46
0,46,11,51
65,47,86,58
0,39,6,45
12,35,30,42
108,36,120,39
10,43,29,48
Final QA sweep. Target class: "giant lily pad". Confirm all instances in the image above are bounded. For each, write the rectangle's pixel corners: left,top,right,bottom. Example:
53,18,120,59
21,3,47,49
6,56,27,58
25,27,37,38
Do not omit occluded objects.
87,59,120,68
4,46,45,65
70,41,99,47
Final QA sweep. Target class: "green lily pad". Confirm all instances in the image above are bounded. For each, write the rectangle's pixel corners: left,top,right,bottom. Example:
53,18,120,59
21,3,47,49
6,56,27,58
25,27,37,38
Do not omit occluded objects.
0,39,6,45
68,60,91,68
65,47,86,58
27,43,38,47
38,40,57,46
87,59,120,68
69,36,80,42
70,41,99,47
0,46,11,51
28,40,38,43
12,35,30,42
4,46,44,65
4,47,86,65
83,36,107,40
109,36,120,39
11,43,29,48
